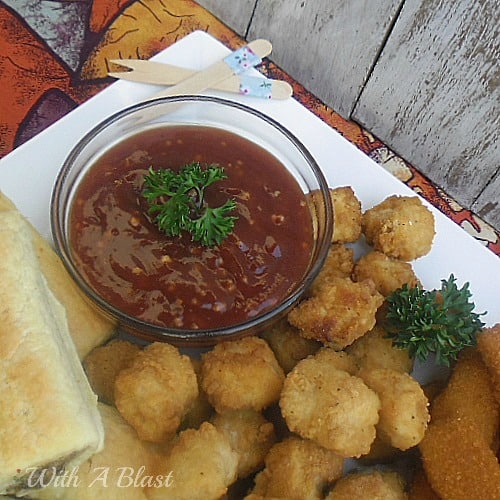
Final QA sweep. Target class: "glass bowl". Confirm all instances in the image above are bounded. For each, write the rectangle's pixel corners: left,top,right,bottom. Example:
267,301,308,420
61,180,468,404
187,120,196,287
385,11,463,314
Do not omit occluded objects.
51,95,333,347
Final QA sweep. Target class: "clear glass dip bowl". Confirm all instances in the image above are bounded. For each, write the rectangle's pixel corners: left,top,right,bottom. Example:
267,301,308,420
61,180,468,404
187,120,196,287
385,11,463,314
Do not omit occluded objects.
51,95,333,347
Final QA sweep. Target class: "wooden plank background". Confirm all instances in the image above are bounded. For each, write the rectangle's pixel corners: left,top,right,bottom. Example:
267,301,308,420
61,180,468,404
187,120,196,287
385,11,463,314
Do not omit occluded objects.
197,0,499,230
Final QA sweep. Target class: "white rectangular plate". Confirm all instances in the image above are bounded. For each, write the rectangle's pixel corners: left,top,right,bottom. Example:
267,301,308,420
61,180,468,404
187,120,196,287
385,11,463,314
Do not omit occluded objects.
0,30,498,335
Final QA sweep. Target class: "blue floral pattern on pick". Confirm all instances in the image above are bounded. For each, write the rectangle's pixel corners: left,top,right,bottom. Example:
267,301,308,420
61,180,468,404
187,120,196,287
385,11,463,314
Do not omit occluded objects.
239,75,273,99
224,46,262,73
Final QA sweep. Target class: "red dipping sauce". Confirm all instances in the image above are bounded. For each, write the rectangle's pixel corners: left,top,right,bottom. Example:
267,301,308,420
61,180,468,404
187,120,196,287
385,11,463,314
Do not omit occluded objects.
70,125,314,330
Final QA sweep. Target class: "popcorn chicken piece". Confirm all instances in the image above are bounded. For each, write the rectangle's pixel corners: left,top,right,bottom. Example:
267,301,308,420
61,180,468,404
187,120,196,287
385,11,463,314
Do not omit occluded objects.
250,436,344,499
352,250,420,296
83,339,141,405
325,470,407,500
358,367,430,450
279,353,380,457
330,186,362,243
362,195,435,261
309,244,355,296
261,319,321,373
201,336,285,413
212,409,276,478
346,325,413,373
147,422,238,500
114,342,198,443
288,277,384,349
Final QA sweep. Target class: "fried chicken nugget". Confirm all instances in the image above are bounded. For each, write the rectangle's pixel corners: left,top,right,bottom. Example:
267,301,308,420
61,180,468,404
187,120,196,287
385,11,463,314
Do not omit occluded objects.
249,436,344,500
309,244,355,296
201,336,285,413
362,195,435,261
358,367,429,450
477,324,500,406
288,277,384,349
83,339,141,405
279,353,380,457
346,325,413,374
212,409,276,478
179,358,214,431
352,250,420,296
325,470,407,500
147,422,238,500
261,318,321,373
330,186,362,243
115,342,198,443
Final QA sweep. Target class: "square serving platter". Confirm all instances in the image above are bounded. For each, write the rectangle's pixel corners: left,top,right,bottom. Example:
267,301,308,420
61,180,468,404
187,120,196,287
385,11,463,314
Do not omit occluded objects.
0,30,498,345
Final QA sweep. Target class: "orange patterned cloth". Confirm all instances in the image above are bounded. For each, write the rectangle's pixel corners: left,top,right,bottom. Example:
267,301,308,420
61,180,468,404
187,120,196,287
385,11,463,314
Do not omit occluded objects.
1,0,498,255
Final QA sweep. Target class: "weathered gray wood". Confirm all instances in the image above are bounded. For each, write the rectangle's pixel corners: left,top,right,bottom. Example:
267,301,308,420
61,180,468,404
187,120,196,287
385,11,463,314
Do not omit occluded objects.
247,0,404,117
353,0,499,229
196,0,256,36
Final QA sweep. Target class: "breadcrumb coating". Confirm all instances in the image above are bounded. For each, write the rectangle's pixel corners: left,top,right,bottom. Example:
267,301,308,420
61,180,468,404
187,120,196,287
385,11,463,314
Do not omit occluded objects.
201,336,285,413
330,186,363,243
261,318,321,373
325,470,407,500
83,339,140,405
212,409,276,478
352,250,420,296
362,195,435,261
147,422,238,500
114,342,198,443
358,367,430,450
346,325,413,373
477,324,500,406
288,277,384,349
279,353,380,457
419,348,500,500
250,436,344,499
309,244,355,296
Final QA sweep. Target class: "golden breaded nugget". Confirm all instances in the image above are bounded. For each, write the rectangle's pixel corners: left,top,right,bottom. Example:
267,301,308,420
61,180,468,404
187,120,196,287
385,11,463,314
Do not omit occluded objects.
83,339,141,405
358,368,429,450
280,353,380,457
212,409,276,478
330,186,362,243
261,319,321,373
325,470,407,500
250,436,344,499
288,277,384,349
362,195,435,261
309,244,355,296
115,343,198,443
346,325,413,373
352,250,420,296
201,336,285,413
147,422,238,500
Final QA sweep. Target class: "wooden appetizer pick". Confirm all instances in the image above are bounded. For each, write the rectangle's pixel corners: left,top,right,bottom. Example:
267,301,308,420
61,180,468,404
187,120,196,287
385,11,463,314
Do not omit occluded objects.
109,59,293,99
108,39,292,100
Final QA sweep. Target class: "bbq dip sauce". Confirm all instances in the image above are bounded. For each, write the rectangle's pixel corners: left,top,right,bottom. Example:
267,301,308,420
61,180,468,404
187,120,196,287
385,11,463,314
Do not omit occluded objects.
70,125,314,330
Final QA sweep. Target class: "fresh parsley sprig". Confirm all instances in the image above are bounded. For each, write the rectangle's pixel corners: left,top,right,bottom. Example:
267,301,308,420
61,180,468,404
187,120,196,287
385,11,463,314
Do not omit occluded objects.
384,274,485,366
142,162,238,247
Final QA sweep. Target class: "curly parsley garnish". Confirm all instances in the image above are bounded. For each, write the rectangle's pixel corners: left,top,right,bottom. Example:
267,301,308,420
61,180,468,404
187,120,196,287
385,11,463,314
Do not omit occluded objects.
384,274,485,366
142,162,238,247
